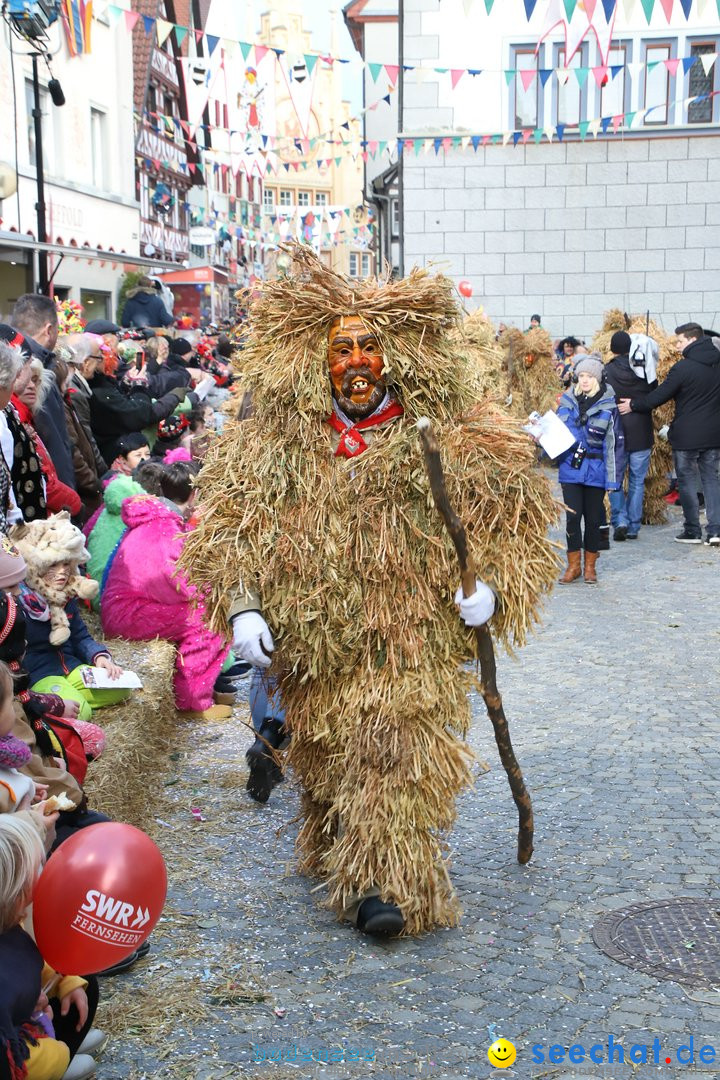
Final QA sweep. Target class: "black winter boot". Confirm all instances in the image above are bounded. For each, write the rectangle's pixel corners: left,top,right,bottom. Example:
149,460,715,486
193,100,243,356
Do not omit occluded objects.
246,719,286,804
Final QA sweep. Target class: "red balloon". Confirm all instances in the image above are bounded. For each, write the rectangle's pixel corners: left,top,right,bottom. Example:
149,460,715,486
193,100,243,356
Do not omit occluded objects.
32,823,167,975
458,279,473,298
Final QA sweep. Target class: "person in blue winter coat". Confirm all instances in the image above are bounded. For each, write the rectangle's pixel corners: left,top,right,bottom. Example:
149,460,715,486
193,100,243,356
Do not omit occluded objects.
556,354,625,585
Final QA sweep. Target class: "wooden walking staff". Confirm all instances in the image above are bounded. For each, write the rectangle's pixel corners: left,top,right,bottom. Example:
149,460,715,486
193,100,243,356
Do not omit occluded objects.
416,417,534,865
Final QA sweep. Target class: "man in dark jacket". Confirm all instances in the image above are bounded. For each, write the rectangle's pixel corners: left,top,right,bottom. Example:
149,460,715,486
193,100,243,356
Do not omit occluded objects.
87,368,186,461
604,330,657,541
9,294,77,491
619,322,720,545
121,277,174,329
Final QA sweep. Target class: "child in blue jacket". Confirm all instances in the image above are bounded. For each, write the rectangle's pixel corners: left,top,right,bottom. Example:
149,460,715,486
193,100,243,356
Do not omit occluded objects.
556,354,625,584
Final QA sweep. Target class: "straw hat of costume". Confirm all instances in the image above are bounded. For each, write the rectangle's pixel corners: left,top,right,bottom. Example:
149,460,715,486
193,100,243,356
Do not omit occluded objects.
10,512,98,645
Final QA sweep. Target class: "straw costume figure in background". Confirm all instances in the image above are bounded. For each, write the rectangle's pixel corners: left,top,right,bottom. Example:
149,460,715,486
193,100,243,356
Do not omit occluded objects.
181,246,559,937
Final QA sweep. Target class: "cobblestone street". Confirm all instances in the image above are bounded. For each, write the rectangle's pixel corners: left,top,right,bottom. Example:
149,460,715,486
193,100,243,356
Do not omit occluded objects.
100,508,720,1080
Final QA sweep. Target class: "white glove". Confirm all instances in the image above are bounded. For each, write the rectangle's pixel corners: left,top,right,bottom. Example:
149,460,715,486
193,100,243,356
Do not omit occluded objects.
193,376,216,402
232,611,274,668
658,424,669,442
455,581,496,627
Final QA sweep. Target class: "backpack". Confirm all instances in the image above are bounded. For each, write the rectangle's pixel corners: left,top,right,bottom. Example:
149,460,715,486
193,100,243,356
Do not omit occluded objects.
628,334,658,383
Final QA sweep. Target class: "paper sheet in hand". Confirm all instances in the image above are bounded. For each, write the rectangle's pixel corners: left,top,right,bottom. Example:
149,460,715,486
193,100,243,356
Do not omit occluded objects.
80,667,143,690
523,411,576,459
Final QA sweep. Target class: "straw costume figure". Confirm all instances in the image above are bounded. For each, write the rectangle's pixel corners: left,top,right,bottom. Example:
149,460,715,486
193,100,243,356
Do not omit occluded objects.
501,326,559,419
181,247,559,936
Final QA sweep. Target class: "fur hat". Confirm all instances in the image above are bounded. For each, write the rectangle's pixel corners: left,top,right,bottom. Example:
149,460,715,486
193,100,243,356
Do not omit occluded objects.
10,513,98,645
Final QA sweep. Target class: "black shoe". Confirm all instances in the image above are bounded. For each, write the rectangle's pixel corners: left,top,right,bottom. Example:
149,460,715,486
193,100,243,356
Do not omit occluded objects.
356,897,405,936
674,531,702,544
705,535,720,546
246,719,286,803
613,526,628,541
96,950,140,977
626,533,639,540
224,658,253,680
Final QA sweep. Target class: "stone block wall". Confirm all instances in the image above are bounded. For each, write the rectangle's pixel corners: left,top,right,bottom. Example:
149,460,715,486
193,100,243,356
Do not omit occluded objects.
402,135,720,339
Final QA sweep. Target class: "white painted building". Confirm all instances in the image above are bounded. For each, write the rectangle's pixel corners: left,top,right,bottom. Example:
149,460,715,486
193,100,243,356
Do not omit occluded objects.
401,0,720,338
344,0,400,273
0,9,140,318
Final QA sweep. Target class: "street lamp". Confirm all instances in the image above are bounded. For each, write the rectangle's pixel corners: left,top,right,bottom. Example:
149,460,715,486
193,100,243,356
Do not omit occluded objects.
2,0,64,294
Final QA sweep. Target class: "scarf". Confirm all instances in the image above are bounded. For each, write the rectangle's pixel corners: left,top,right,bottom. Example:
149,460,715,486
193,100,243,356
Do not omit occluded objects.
326,396,404,458
17,586,50,624
0,735,31,770
0,926,46,1080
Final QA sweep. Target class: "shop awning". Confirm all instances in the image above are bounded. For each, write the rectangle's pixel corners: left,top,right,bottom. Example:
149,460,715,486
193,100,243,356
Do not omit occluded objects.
155,265,229,286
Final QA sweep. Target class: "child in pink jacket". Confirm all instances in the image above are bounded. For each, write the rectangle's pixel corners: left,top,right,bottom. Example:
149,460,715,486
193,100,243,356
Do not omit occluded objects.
100,463,230,716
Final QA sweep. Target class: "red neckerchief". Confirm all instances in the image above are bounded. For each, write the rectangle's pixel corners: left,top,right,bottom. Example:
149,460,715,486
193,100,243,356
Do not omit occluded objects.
327,398,404,458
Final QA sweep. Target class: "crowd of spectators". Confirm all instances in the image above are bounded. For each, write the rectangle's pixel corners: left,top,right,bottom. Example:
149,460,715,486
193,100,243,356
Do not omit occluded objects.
0,293,243,1080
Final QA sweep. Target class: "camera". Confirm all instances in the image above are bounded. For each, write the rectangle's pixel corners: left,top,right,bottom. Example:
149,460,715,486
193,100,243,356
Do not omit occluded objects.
570,444,586,469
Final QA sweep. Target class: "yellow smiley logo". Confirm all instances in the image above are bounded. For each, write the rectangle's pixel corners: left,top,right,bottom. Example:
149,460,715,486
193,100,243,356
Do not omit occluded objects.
488,1039,517,1068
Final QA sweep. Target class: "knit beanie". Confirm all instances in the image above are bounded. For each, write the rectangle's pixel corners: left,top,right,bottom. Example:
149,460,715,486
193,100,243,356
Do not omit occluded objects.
574,355,604,383
0,536,27,590
169,338,193,358
610,331,632,356
0,324,33,360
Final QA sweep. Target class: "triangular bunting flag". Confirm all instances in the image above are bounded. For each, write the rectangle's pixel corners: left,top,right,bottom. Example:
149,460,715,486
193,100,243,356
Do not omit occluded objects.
612,113,624,132
383,94,391,105
664,58,680,77
601,0,616,15
575,67,589,88
504,70,515,86
556,123,566,141
522,129,532,143
639,0,654,22
483,0,495,11
556,68,570,87
610,65,623,80
592,66,609,87
174,25,188,46
682,56,697,74
239,42,252,61
142,15,154,34
206,35,220,55
533,128,543,144
304,54,318,75
578,119,590,139
584,0,597,14
523,0,539,14
512,131,523,145
679,0,692,12
520,69,536,91
385,64,400,85
502,131,512,145
589,117,602,137
539,69,553,87
255,45,269,64
471,135,481,150
543,126,554,142
451,69,465,89
106,4,123,26
625,110,637,126
123,10,139,31
700,53,717,76
368,63,383,82
601,116,613,133
658,0,674,18
562,0,577,16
